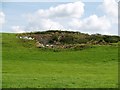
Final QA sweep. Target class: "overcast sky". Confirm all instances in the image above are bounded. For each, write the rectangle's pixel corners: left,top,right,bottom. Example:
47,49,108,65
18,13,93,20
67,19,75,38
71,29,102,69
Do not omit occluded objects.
0,0,118,35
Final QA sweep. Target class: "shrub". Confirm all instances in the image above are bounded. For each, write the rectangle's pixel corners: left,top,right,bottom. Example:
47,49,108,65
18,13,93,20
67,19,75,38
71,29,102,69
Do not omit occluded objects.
59,35,74,44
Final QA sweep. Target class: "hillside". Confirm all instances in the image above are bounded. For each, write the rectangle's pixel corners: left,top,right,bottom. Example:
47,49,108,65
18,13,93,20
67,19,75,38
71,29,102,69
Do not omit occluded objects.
2,32,118,88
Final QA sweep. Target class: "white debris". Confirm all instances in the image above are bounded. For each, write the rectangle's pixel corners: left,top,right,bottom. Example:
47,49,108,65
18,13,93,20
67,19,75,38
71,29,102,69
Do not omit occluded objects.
50,45,53,47
19,36,34,40
46,44,49,47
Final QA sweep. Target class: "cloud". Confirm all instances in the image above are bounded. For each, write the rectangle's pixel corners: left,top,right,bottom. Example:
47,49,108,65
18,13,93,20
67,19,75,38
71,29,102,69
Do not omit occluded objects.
66,1,117,34
13,0,118,35
100,0,118,34
102,0,118,24
11,26,25,33
36,1,84,18
66,15,111,34
24,1,84,31
24,18,65,31
102,0,118,17
0,11,5,26
67,0,118,34
80,15,111,34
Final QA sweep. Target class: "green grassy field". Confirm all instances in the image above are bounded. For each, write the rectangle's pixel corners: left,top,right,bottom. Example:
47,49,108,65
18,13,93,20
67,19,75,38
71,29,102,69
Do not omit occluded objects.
2,33,118,88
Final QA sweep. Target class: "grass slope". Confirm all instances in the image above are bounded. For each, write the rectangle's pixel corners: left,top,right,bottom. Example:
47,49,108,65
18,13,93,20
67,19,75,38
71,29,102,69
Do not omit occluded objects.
2,33,118,88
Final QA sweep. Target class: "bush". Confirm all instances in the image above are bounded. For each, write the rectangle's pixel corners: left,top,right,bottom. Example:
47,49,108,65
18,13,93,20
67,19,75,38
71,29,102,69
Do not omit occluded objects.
49,34,58,44
59,35,74,44
103,35,119,43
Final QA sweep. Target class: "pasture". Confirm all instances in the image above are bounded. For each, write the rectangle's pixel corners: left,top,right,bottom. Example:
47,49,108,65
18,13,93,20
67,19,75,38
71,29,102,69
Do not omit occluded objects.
2,33,118,88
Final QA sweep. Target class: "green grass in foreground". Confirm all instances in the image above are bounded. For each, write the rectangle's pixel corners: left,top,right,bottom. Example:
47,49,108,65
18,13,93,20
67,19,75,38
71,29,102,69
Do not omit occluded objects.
2,33,118,88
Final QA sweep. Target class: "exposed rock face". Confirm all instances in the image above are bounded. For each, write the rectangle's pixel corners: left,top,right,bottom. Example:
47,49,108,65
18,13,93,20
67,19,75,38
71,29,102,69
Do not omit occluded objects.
32,34,52,45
